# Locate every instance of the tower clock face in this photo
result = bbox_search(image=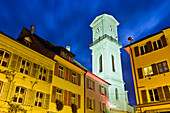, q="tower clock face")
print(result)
[96,26,101,33]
